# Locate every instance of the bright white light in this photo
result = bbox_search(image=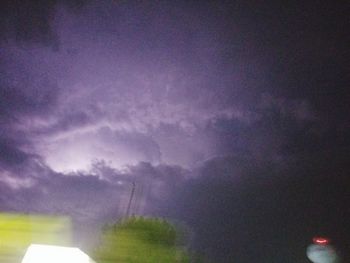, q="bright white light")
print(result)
[307,244,338,263]
[21,244,96,263]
